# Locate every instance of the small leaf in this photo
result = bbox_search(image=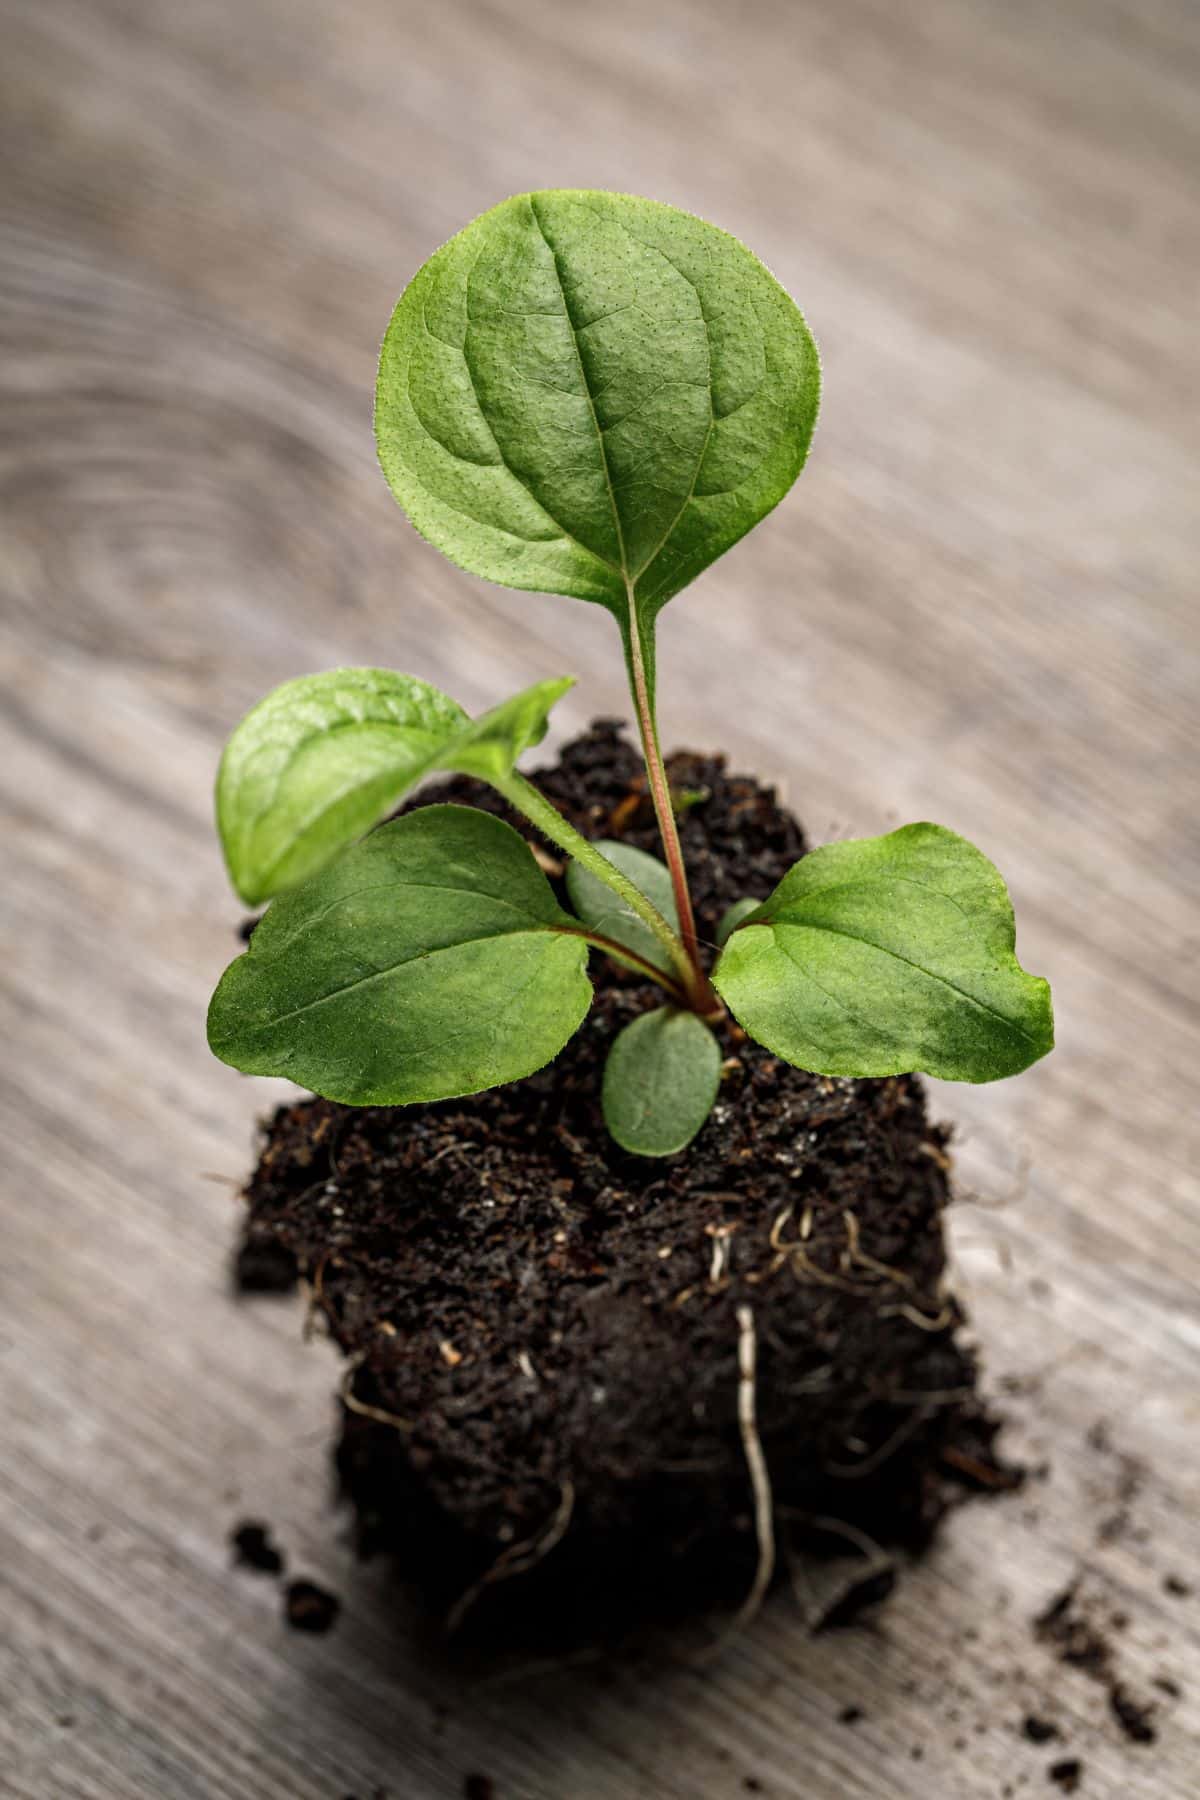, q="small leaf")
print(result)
[376,191,820,705]
[602,1007,722,1156]
[712,823,1053,1083]
[566,840,679,973]
[217,669,467,905]
[208,806,592,1104]
[439,676,573,783]
[217,670,572,905]
[715,897,761,946]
